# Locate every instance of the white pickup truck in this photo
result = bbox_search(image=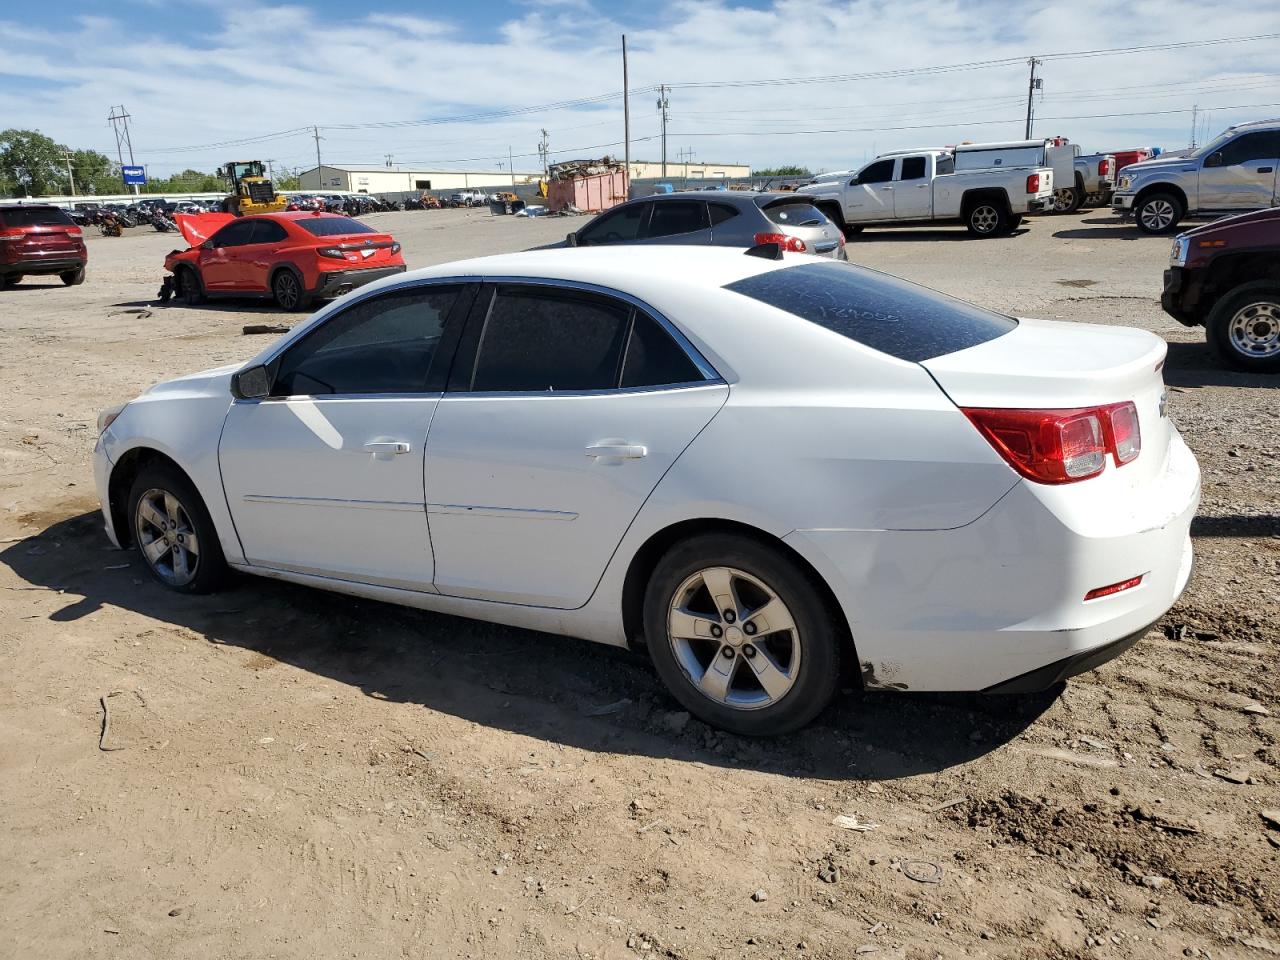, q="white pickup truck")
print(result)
[798,141,1059,238]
